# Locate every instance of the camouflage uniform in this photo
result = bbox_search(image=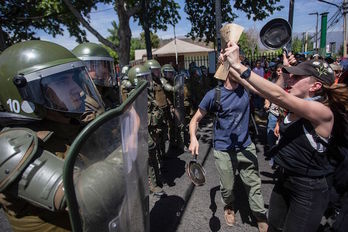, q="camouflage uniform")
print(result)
[144,59,168,159]
[161,64,185,150]
[128,65,166,196]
